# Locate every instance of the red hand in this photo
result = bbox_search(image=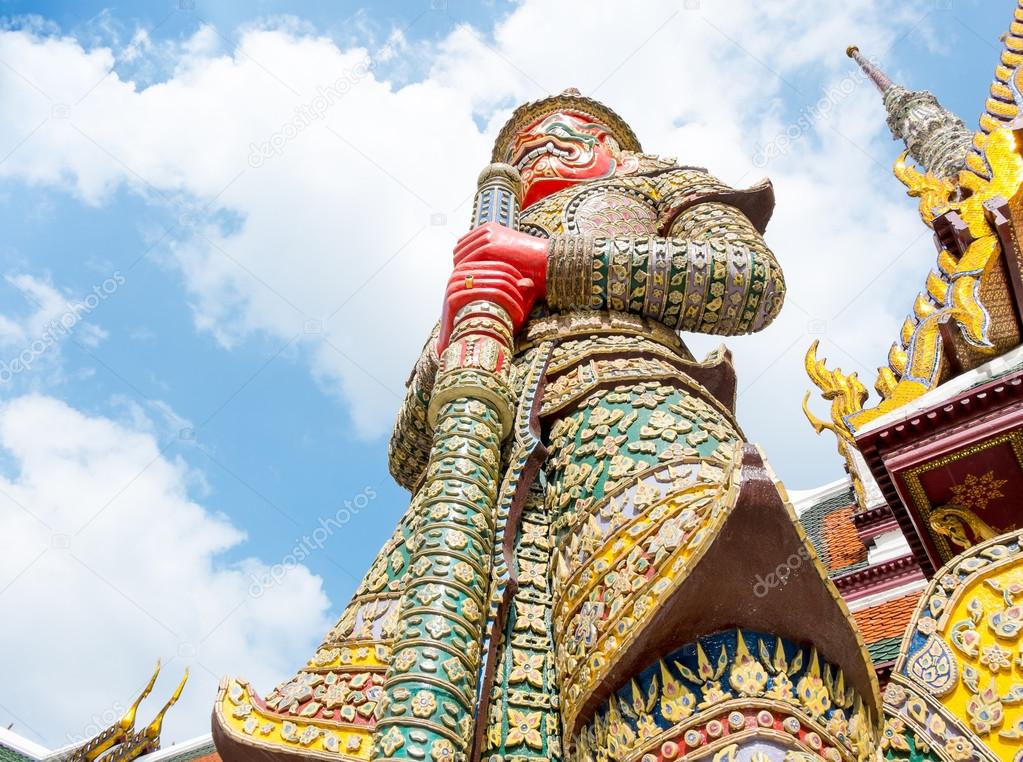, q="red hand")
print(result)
[438,260,537,352]
[453,222,548,296]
